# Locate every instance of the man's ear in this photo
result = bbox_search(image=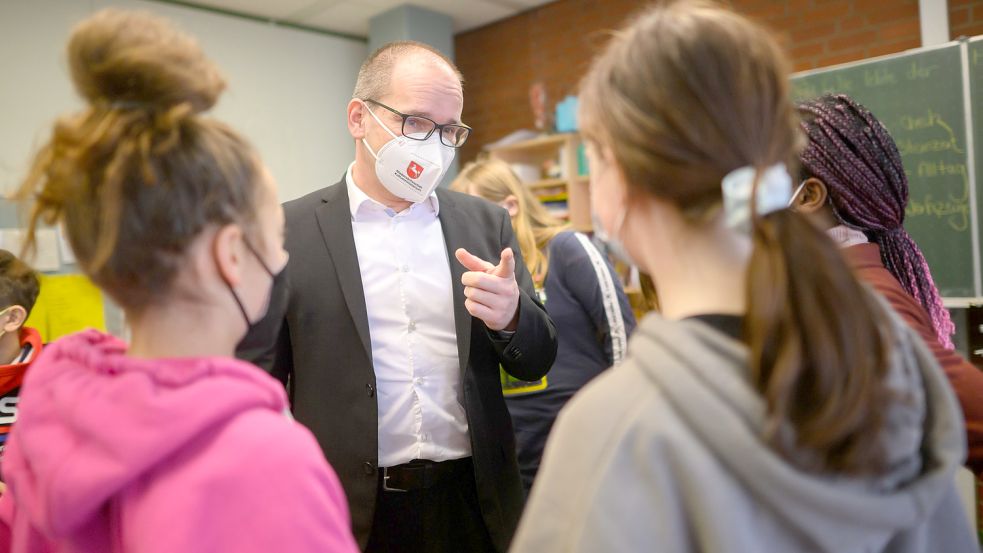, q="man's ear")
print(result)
[791,177,829,214]
[348,99,368,140]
